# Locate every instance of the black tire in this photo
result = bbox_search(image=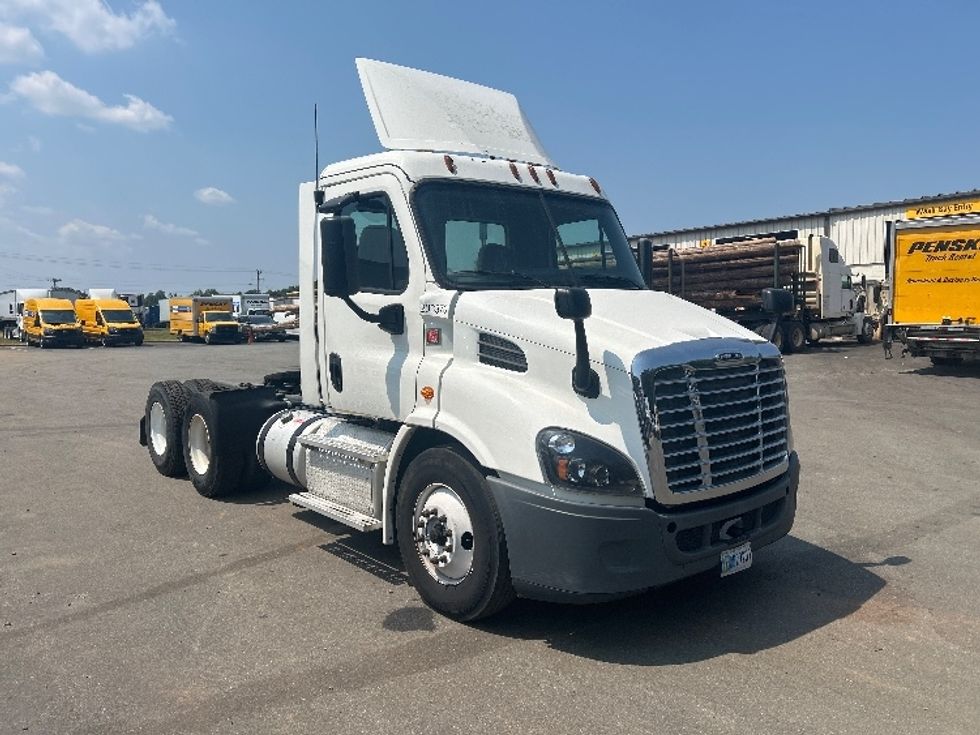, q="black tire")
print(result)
[396,447,514,621]
[145,380,190,477]
[769,326,784,352]
[101,336,111,347]
[277,335,286,342]
[784,322,806,354]
[204,332,213,345]
[181,391,245,498]
[183,378,231,394]
[135,336,144,347]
